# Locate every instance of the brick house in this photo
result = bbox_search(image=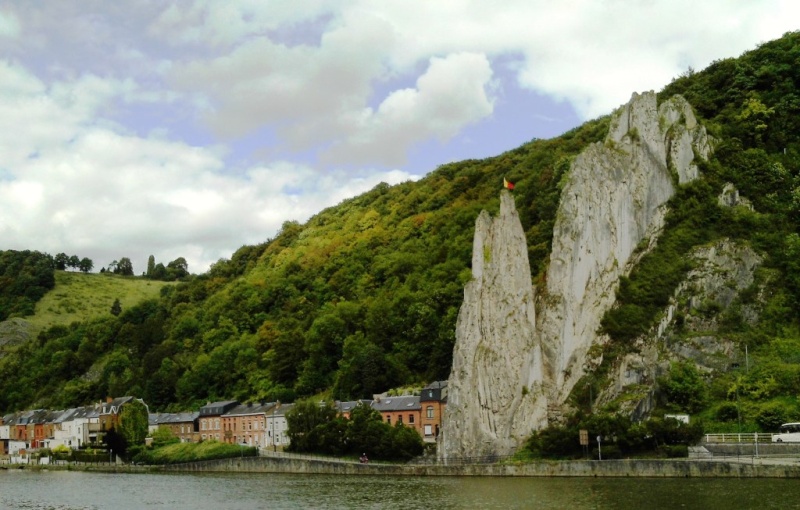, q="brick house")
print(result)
[221,402,275,447]
[149,412,200,443]
[371,395,421,435]
[419,381,447,443]
[94,396,147,445]
[198,401,238,441]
